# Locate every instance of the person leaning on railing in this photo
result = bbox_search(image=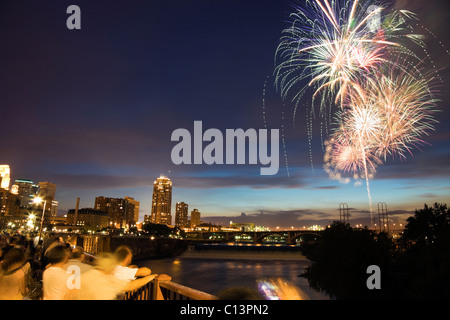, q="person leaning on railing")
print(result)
[76,252,158,300]
[113,245,151,281]
[64,246,92,274]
